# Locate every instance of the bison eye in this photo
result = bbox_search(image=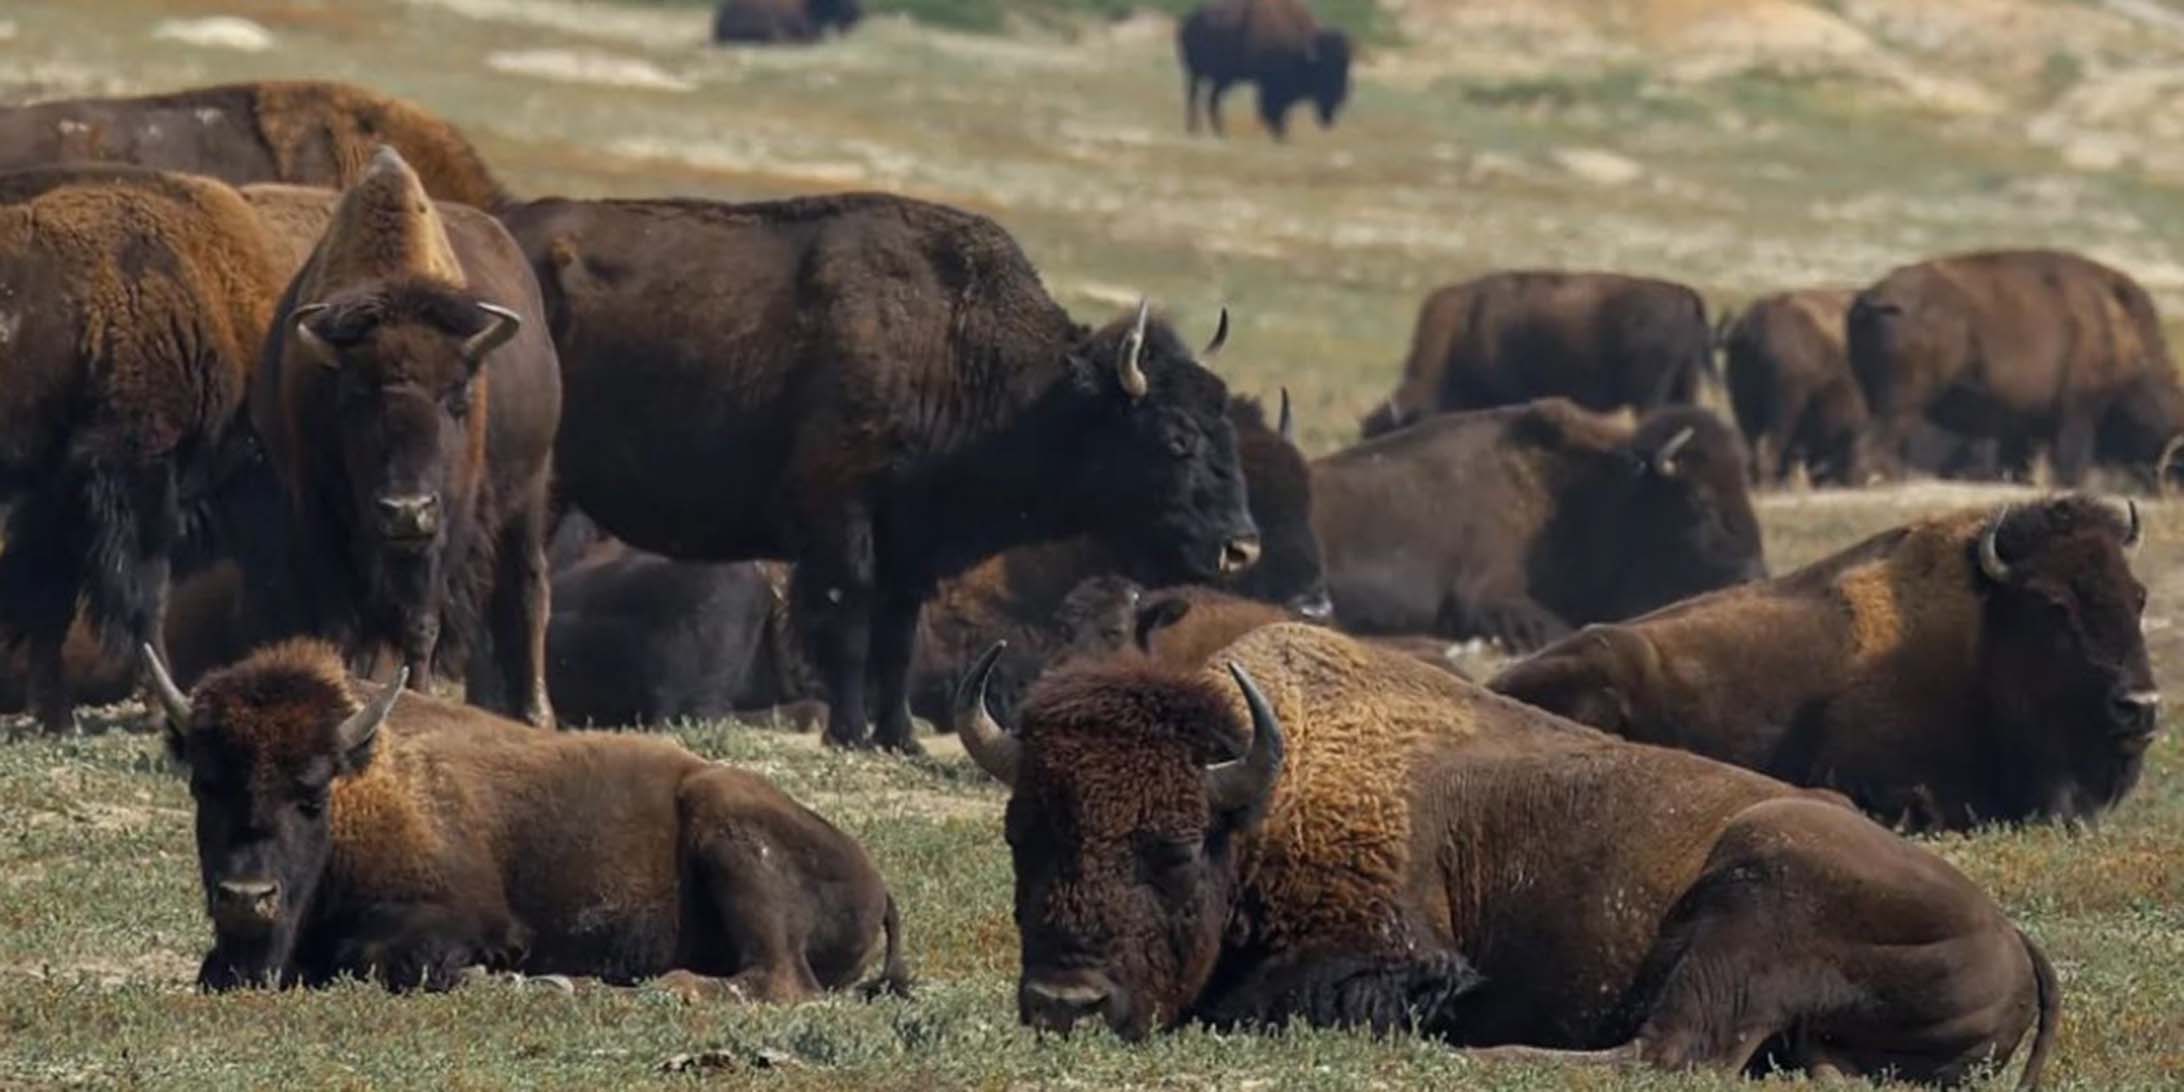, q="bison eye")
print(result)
[1140,835,1200,873]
